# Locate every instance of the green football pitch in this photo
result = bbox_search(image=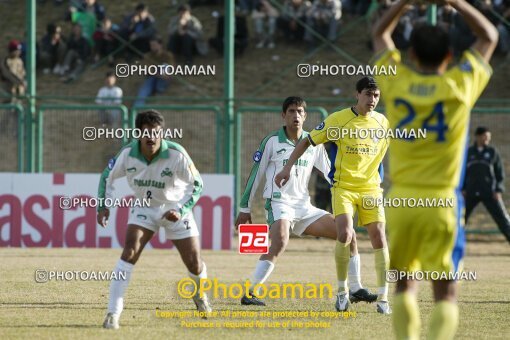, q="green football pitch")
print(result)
[1,237,509,339]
